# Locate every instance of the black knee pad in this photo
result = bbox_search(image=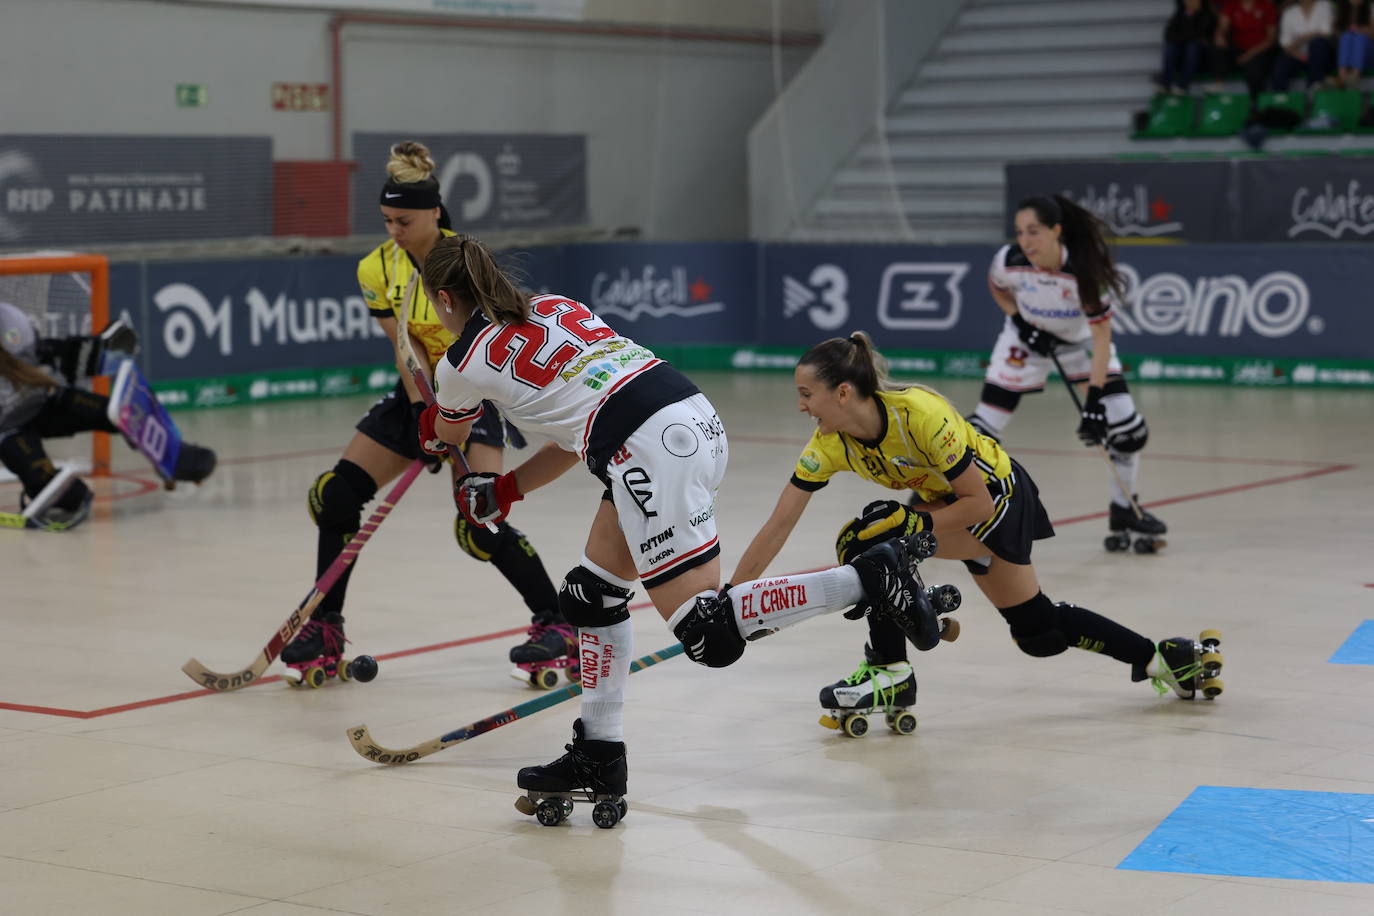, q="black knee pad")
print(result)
[997,591,1068,657]
[559,565,634,627]
[1108,419,1149,455]
[453,516,510,561]
[307,459,376,531]
[673,590,746,668]
[978,382,1023,412]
